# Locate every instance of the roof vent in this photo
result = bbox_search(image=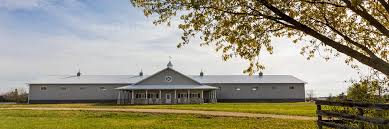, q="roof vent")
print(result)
[167,61,173,68]
[139,69,143,76]
[77,70,81,76]
[258,72,263,77]
[200,70,204,77]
